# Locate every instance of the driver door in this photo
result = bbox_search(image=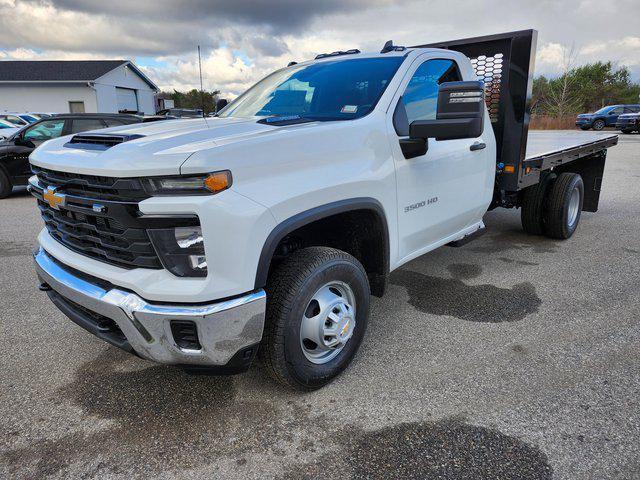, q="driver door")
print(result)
[388,56,494,263]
